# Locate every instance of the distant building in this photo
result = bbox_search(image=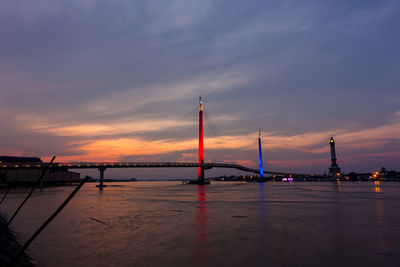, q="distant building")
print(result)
[0,156,42,164]
[328,137,341,177]
[0,156,80,185]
